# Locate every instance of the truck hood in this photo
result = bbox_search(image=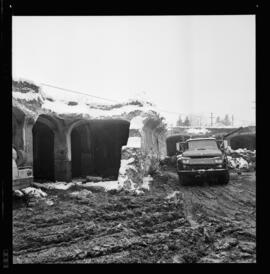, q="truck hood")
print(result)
[182,149,222,158]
